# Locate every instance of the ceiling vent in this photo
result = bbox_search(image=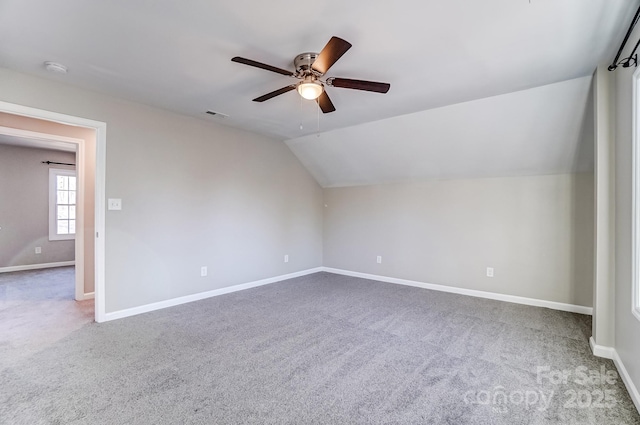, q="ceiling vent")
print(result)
[206,110,228,118]
[44,61,68,74]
